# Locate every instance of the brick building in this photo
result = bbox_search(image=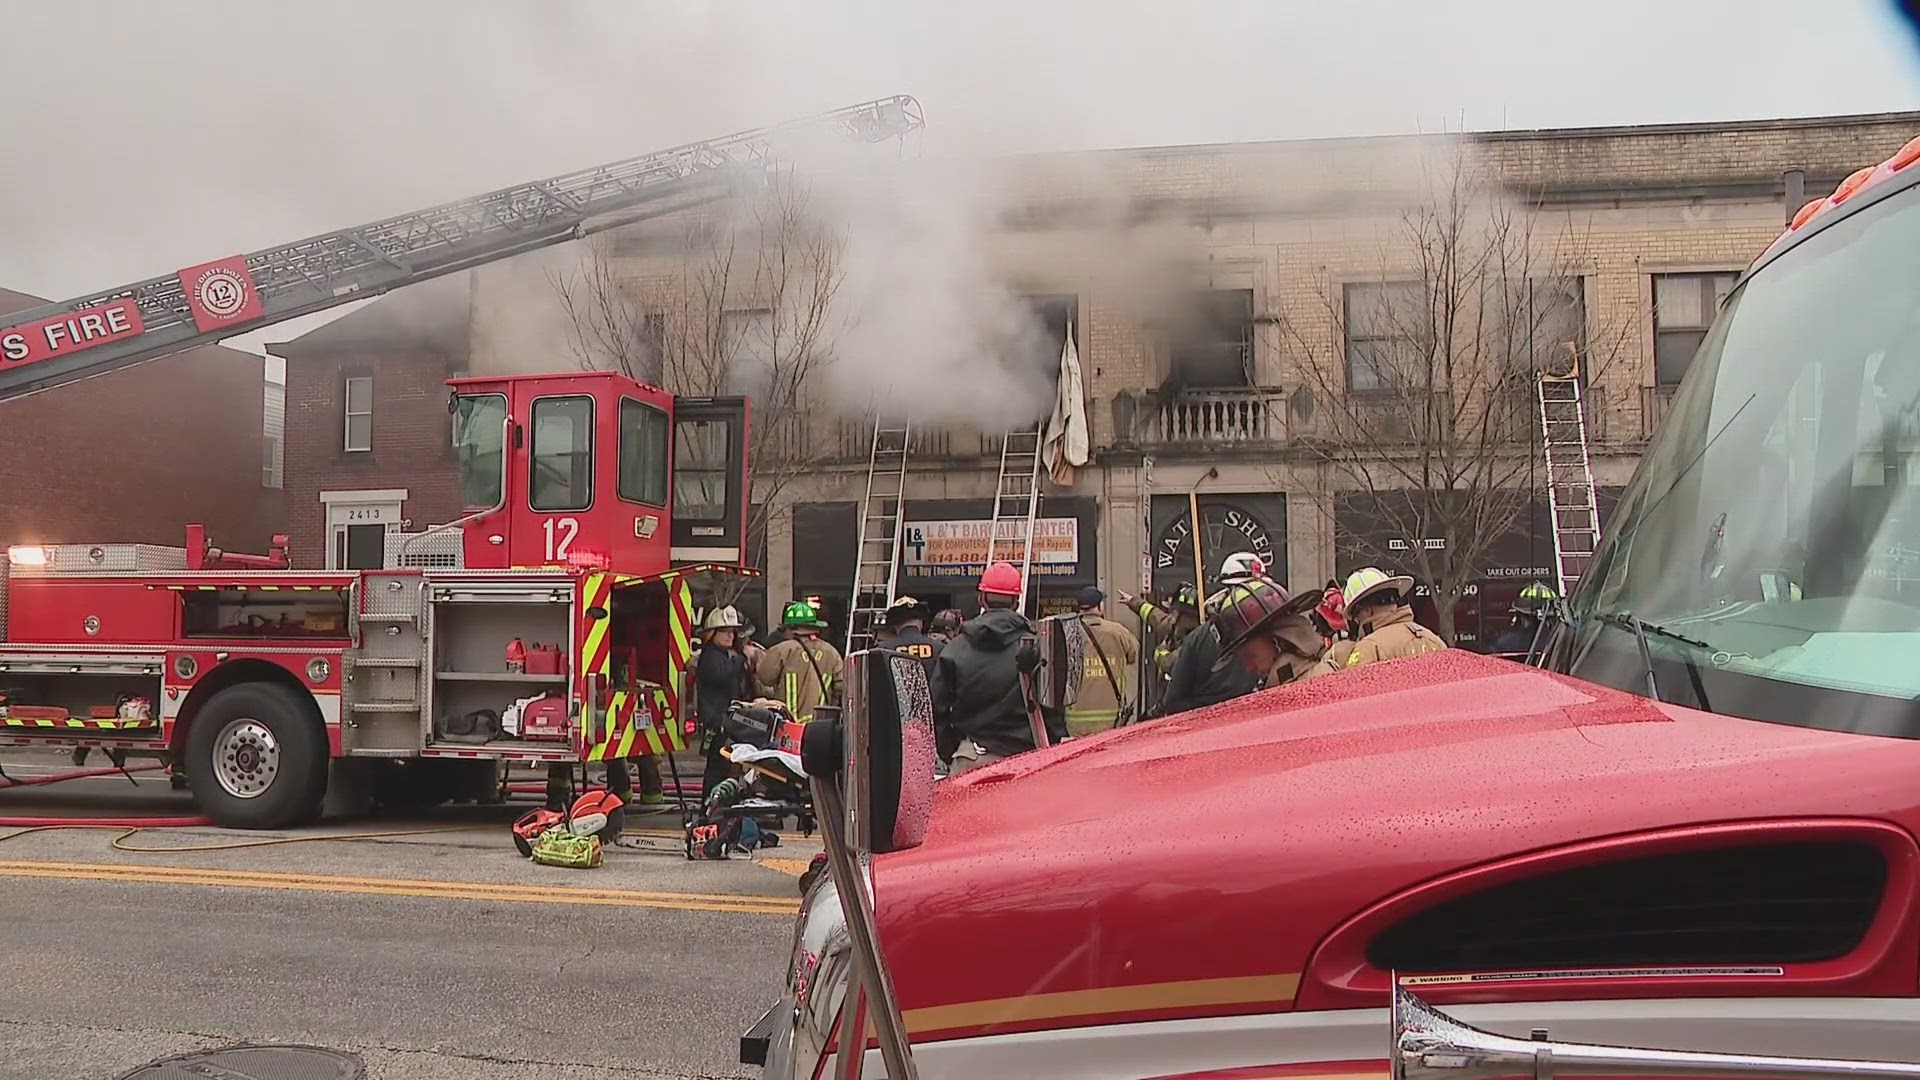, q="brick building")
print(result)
[267,274,471,569]
[268,110,1920,643]
[0,287,278,554]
